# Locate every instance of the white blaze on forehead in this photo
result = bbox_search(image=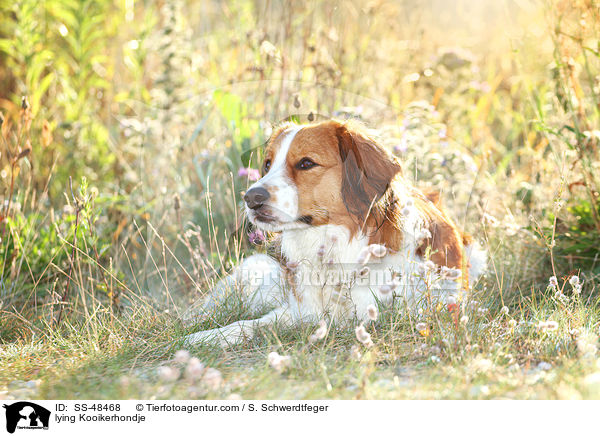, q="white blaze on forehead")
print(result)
[247,125,302,226]
[265,125,302,178]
